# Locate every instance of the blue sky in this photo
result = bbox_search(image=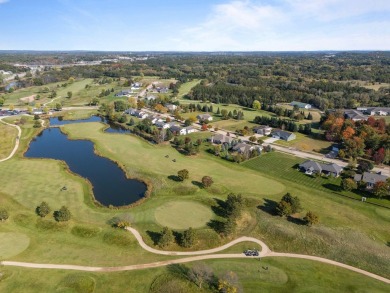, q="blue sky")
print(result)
[0,0,389,51]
